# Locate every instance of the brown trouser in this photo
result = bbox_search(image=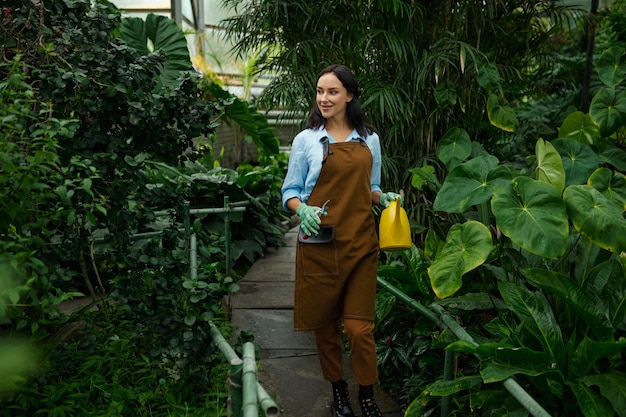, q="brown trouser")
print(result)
[314,318,378,386]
